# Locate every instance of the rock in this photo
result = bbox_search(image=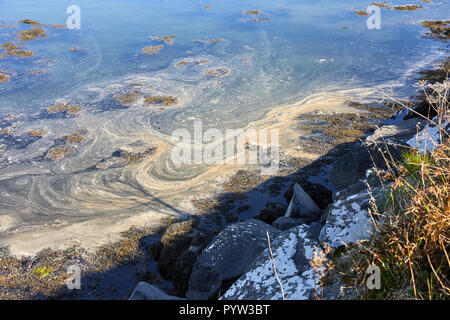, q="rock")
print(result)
[222,224,321,300]
[272,216,305,231]
[365,117,423,145]
[329,143,403,191]
[319,184,383,248]
[285,183,321,222]
[129,282,185,300]
[255,202,287,224]
[284,181,332,210]
[155,216,223,296]
[186,219,280,300]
